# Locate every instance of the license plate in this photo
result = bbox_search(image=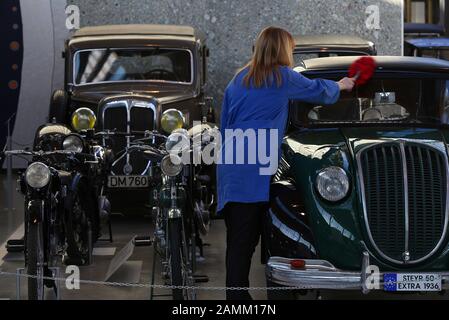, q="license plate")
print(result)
[108,176,149,188]
[384,273,442,292]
